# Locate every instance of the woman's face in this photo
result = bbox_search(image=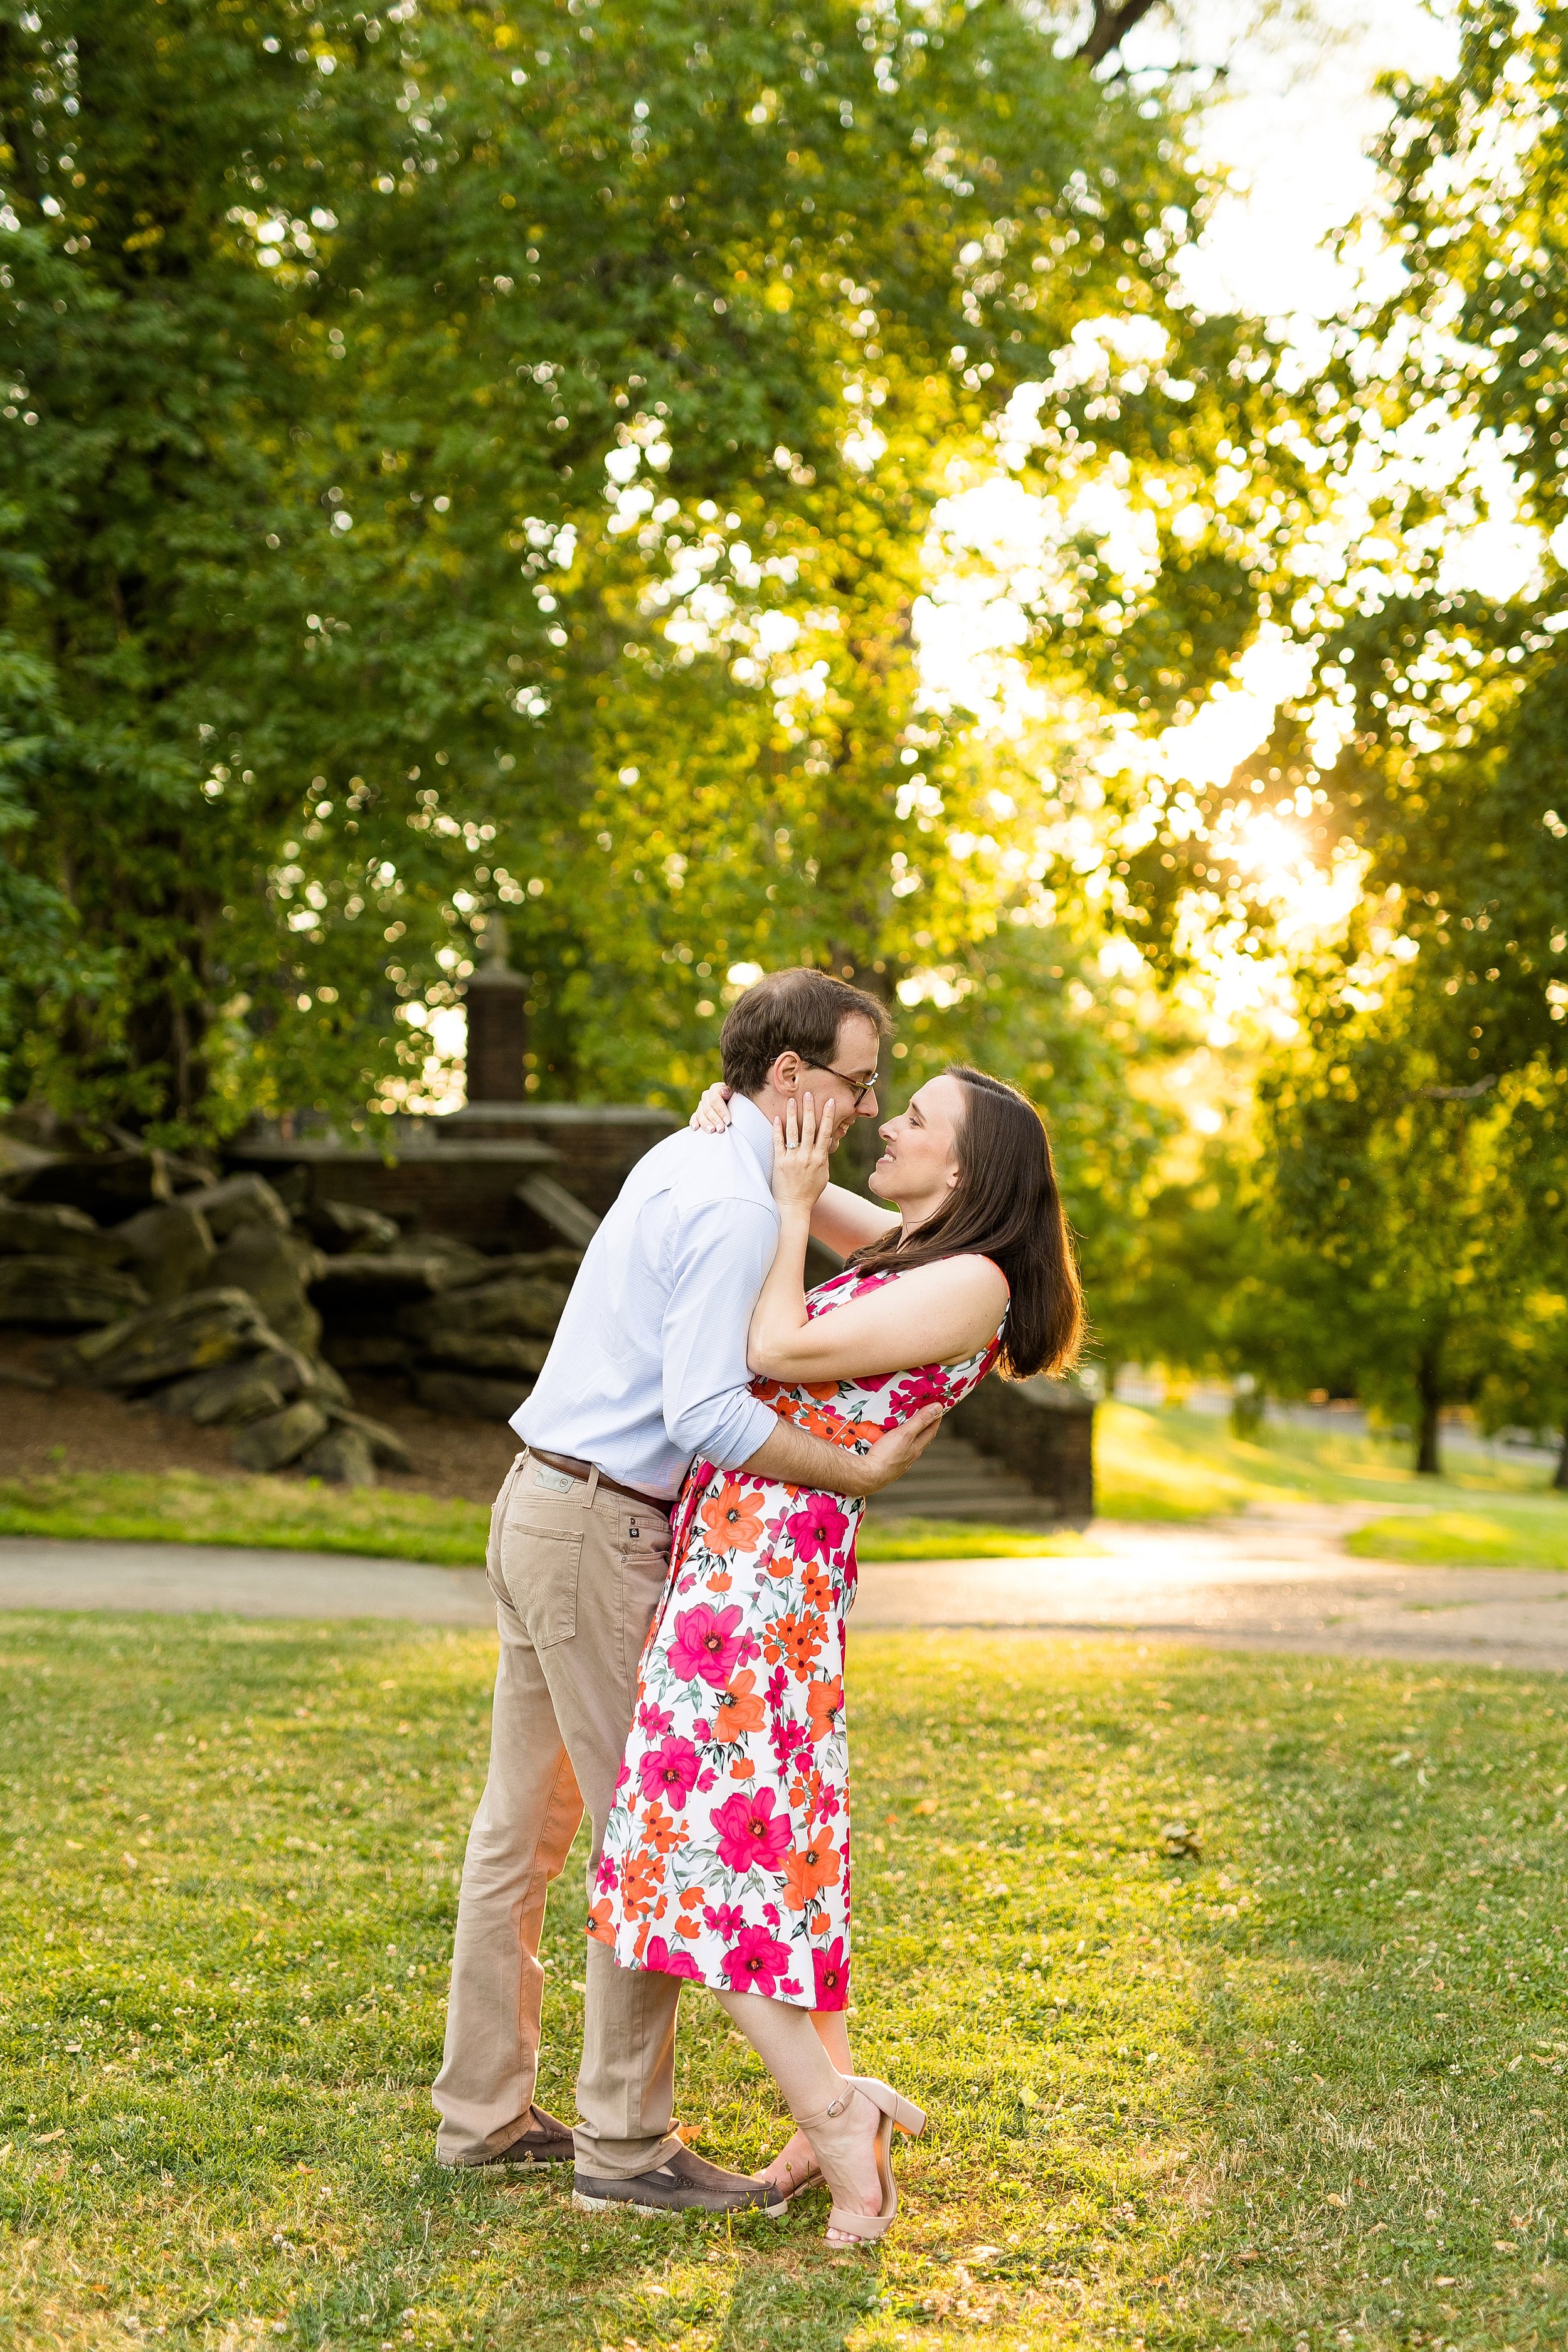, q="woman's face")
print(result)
[868,1074,967,1214]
